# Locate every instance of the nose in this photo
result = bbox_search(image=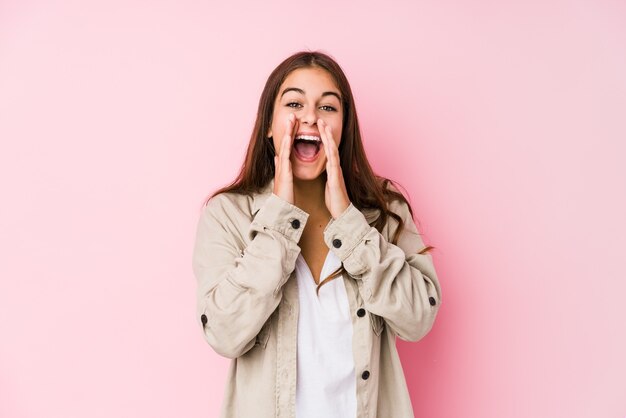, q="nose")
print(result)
[298,105,317,127]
